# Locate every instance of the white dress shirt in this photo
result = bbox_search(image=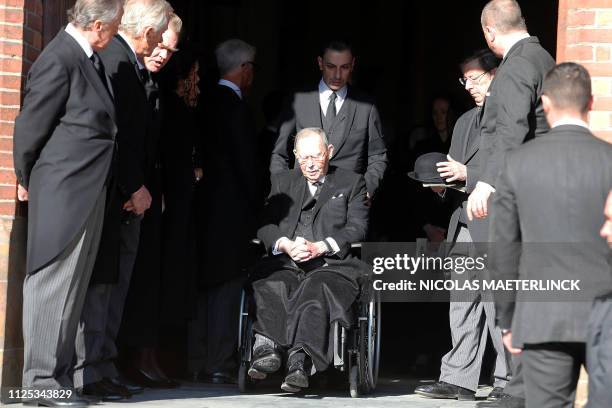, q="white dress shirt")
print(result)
[218,79,242,99]
[117,31,144,70]
[551,118,589,129]
[319,79,347,116]
[65,23,94,58]
[503,32,531,59]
